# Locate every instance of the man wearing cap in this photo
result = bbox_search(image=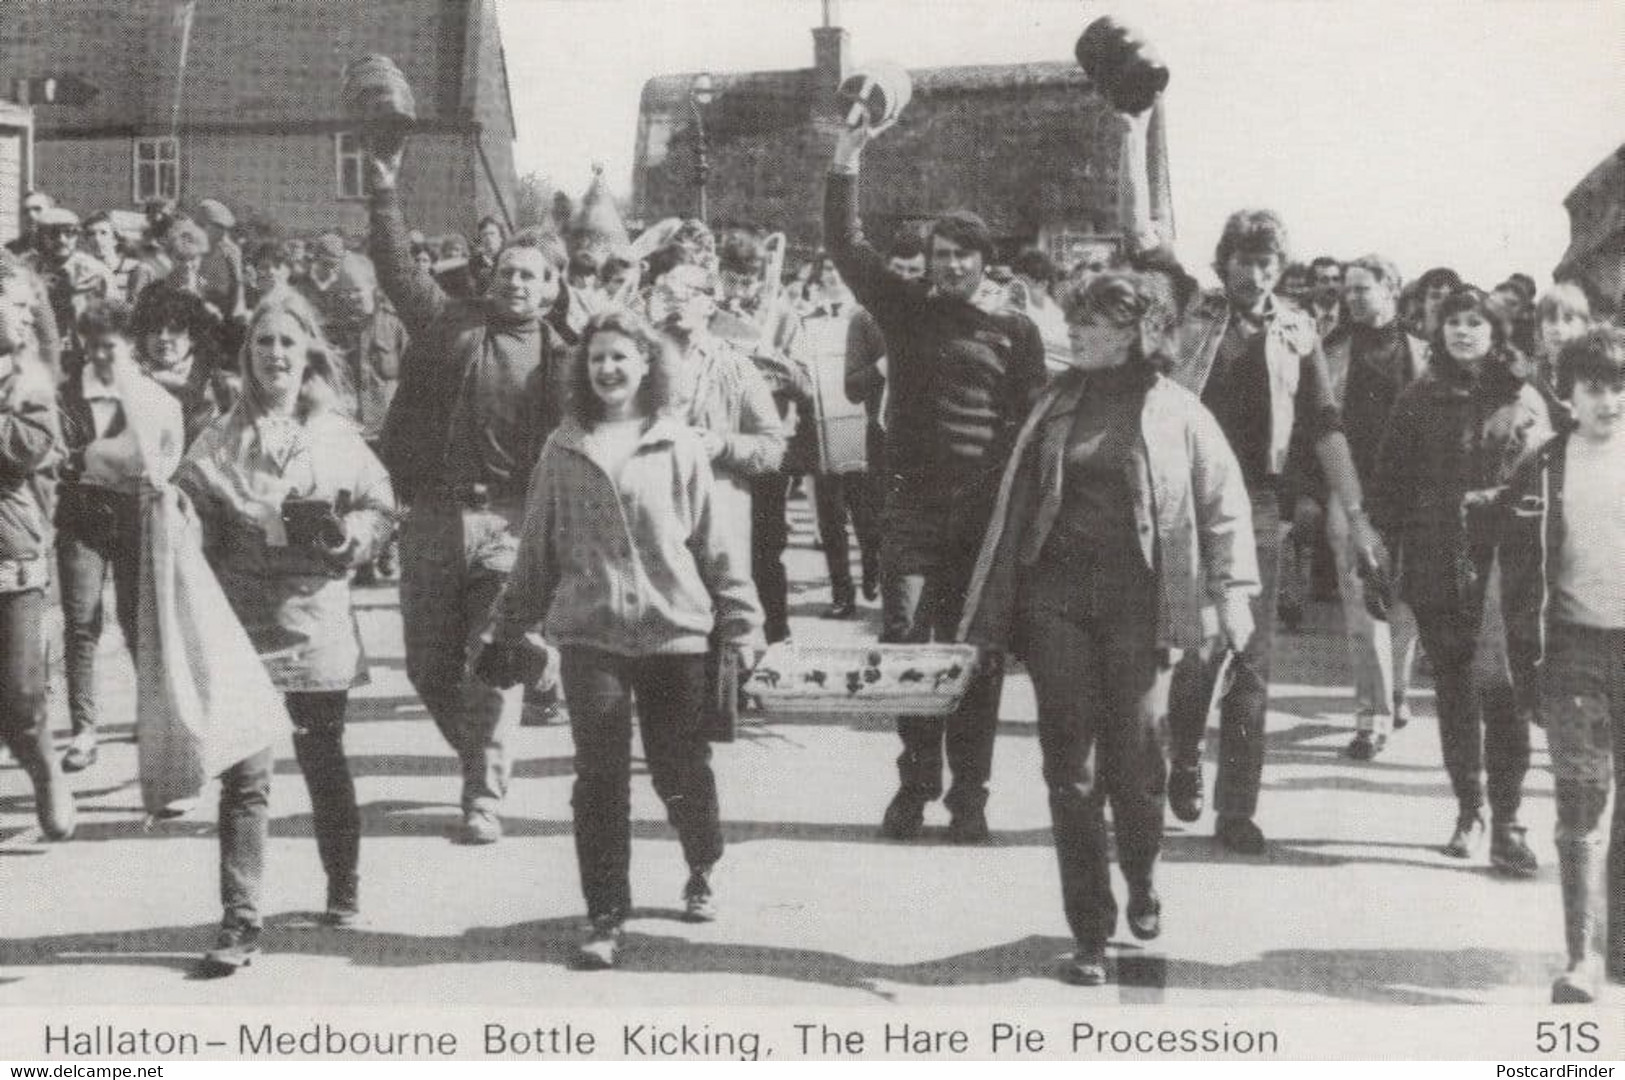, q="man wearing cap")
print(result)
[366,137,571,845]
[826,117,1046,844]
[26,208,115,369]
[196,199,246,333]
